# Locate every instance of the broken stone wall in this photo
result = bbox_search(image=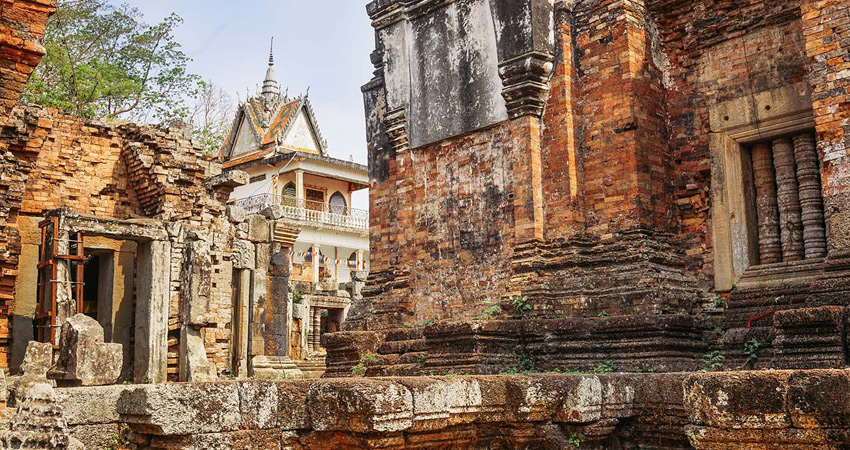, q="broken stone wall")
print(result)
[0,103,259,380]
[52,373,693,450]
